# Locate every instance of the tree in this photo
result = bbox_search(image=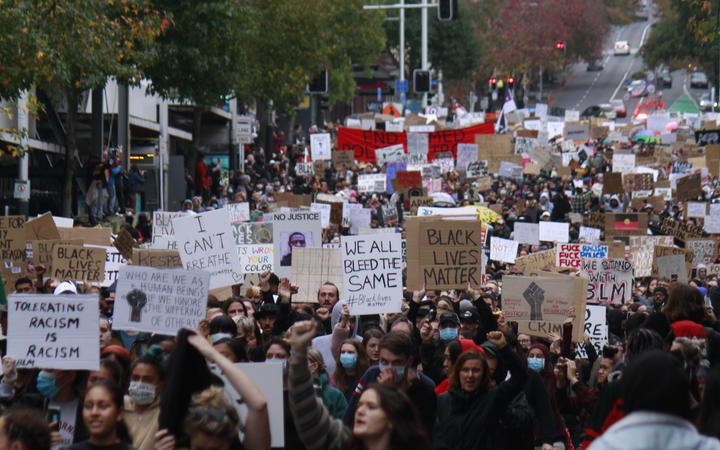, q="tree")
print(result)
[0,0,164,216]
